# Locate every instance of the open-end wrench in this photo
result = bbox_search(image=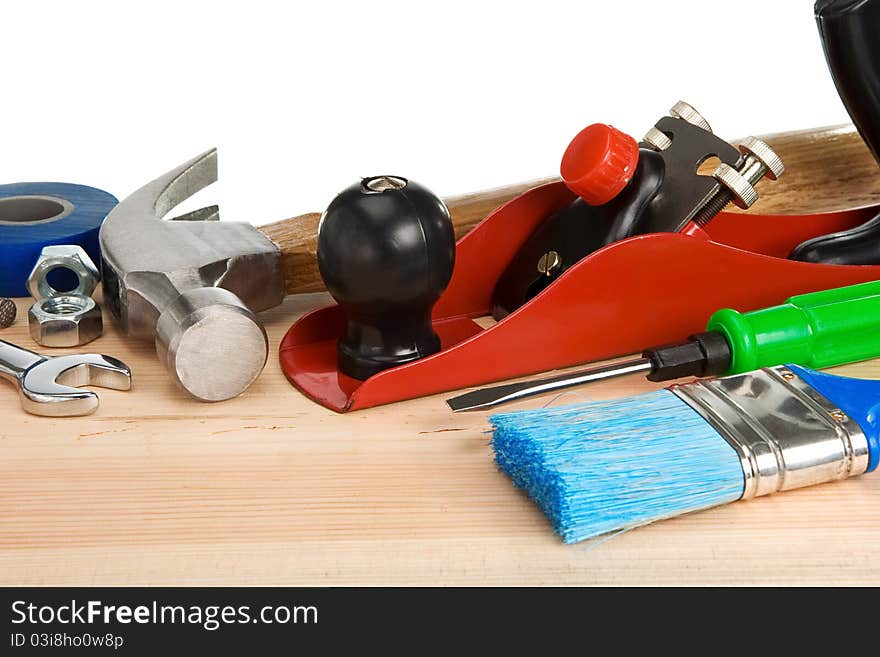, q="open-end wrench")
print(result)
[0,338,131,416]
